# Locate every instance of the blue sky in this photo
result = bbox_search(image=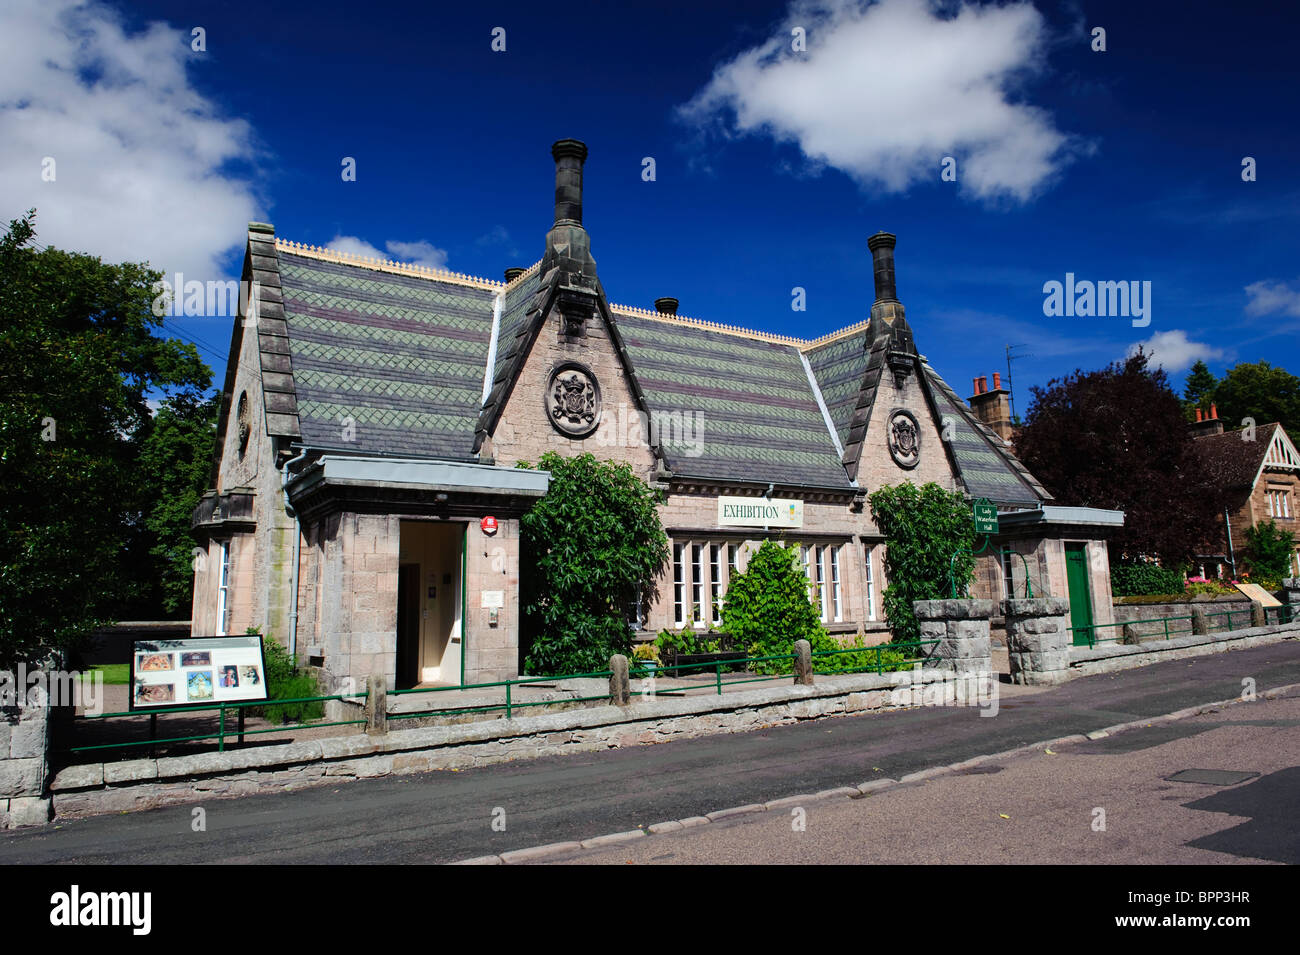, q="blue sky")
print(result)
[4,0,1298,409]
